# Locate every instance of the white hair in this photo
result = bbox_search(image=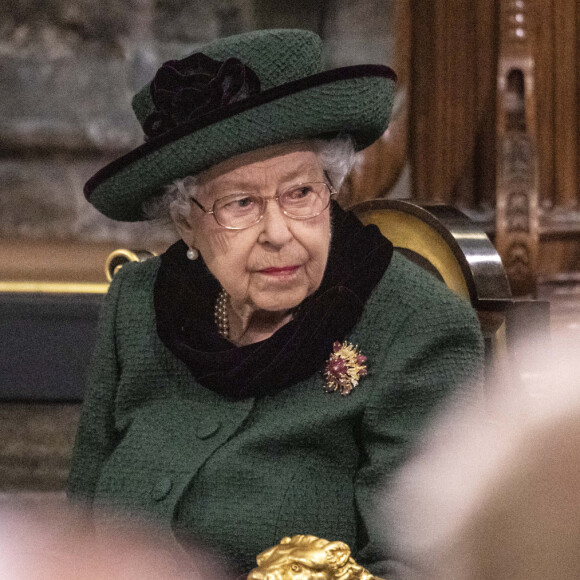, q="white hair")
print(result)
[141,136,356,226]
